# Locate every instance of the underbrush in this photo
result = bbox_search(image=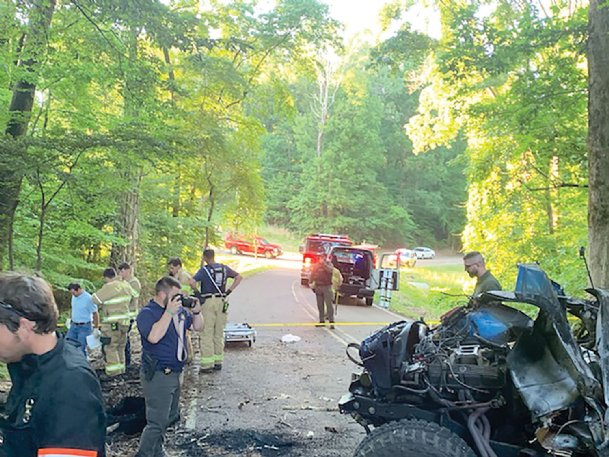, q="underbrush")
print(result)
[390,263,538,322]
[257,225,302,253]
[391,264,471,323]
